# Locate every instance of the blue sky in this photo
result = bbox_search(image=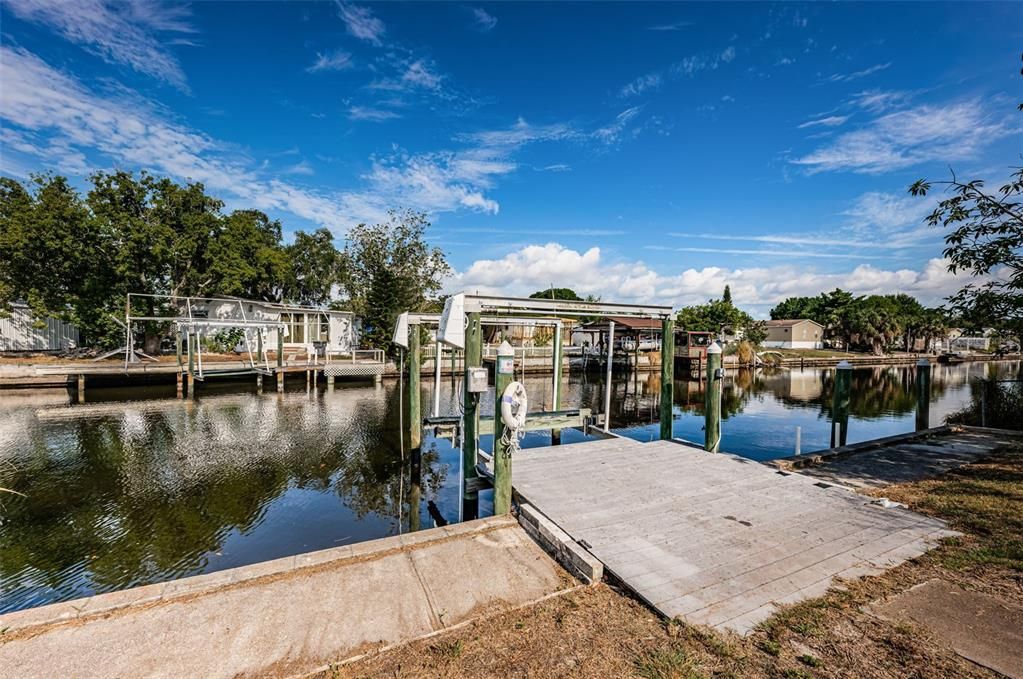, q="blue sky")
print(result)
[1,1,1020,314]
